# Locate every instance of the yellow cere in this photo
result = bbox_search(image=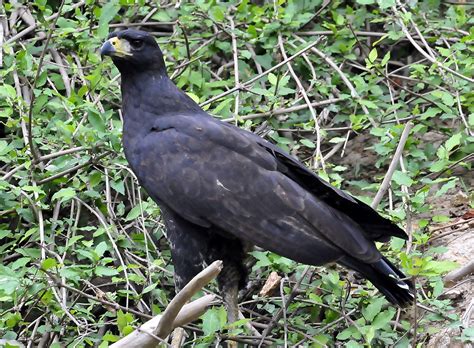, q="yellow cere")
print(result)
[109,37,133,57]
